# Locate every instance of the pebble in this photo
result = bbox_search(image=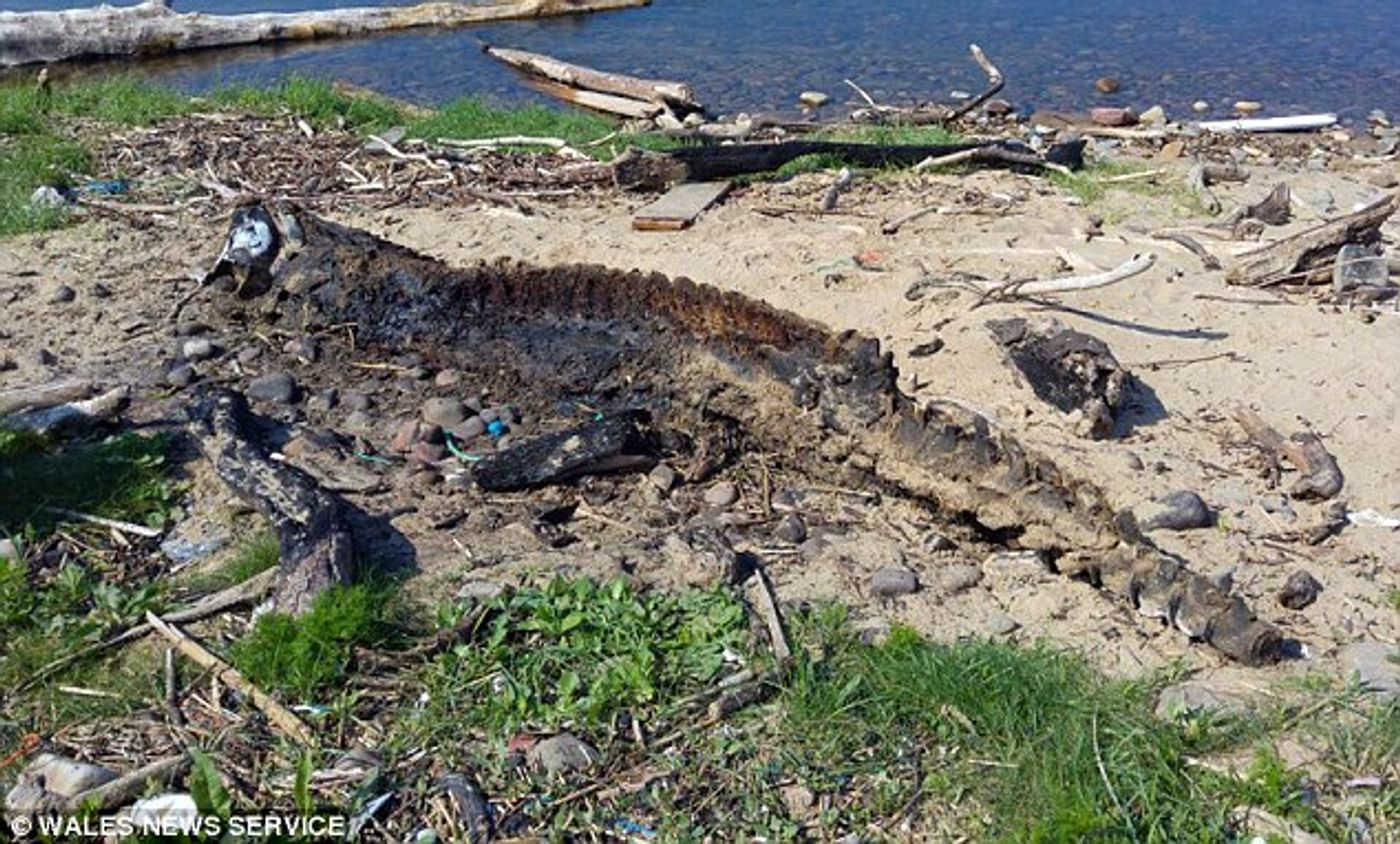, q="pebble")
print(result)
[985,611,1020,636]
[1234,100,1263,113]
[780,783,816,818]
[181,337,216,362]
[798,91,829,108]
[528,733,599,775]
[984,98,1013,117]
[49,284,76,304]
[648,463,678,493]
[90,283,111,299]
[422,397,468,428]
[410,441,447,466]
[33,348,57,367]
[1367,169,1399,189]
[870,566,919,598]
[1192,100,1210,113]
[1277,570,1322,610]
[1340,641,1399,698]
[175,321,210,337]
[1138,105,1166,125]
[1090,107,1137,127]
[283,336,319,364]
[704,482,739,509]
[1216,485,1253,510]
[938,564,983,594]
[1094,76,1121,94]
[1155,680,1252,718]
[434,368,463,388]
[456,579,505,603]
[246,371,298,404]
[308,388,339,412]
[774,513,807,544]
[165,363,197,388]
[449,416,486,443]
[344,410,374,431]
[1138,490,1214,531]
[342,391,372,412]
[236,345,263,365]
